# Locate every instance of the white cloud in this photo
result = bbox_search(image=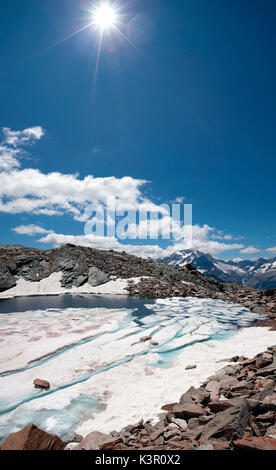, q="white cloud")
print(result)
[266,246,276,255]
[37,223,245,259]
[38,232,168,259]
[12,224,53,236]
[2,126,44,147]
[172,224,244,255]
[0,125,250,257]
[0,145,20,171]
[240,246,260,254]
[0,169,151,219]
[0,126,44,171]
[174,196,186,204]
